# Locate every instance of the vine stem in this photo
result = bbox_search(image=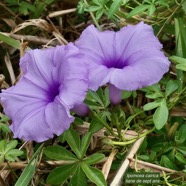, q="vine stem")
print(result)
[83,0,102,31]
[111,127,155,146]
[90,110,118,138]
[110,133,147,186]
